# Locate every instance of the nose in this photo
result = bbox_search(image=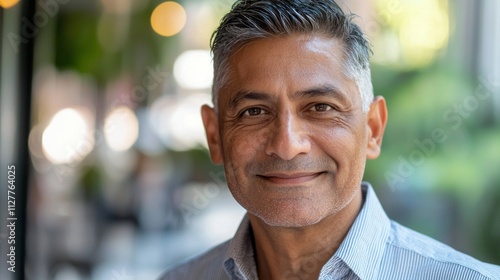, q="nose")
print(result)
[264,111,311,160]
